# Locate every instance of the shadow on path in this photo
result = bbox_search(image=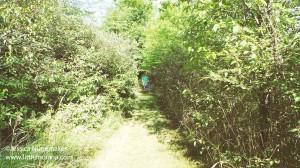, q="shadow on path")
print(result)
[132,90,202,167]
[89,89,199,168]
[132,90,171,134]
